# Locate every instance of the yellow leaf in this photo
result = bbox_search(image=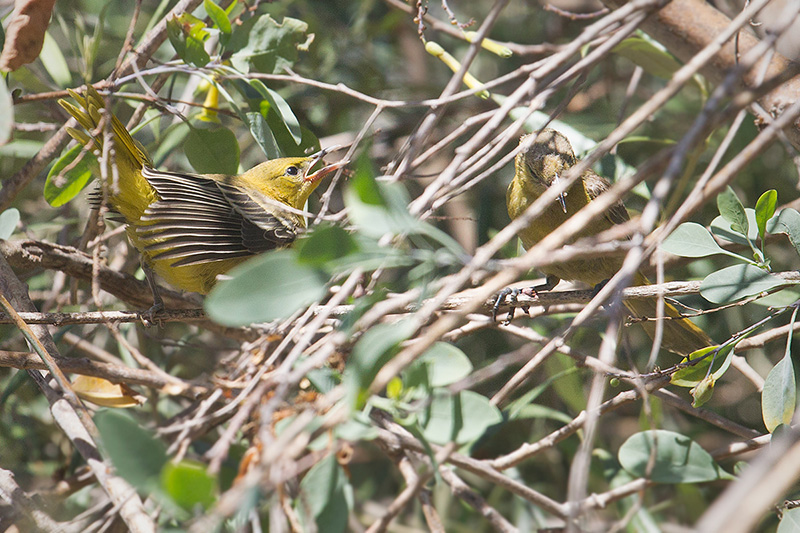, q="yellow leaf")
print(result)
[72,376,145,408]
